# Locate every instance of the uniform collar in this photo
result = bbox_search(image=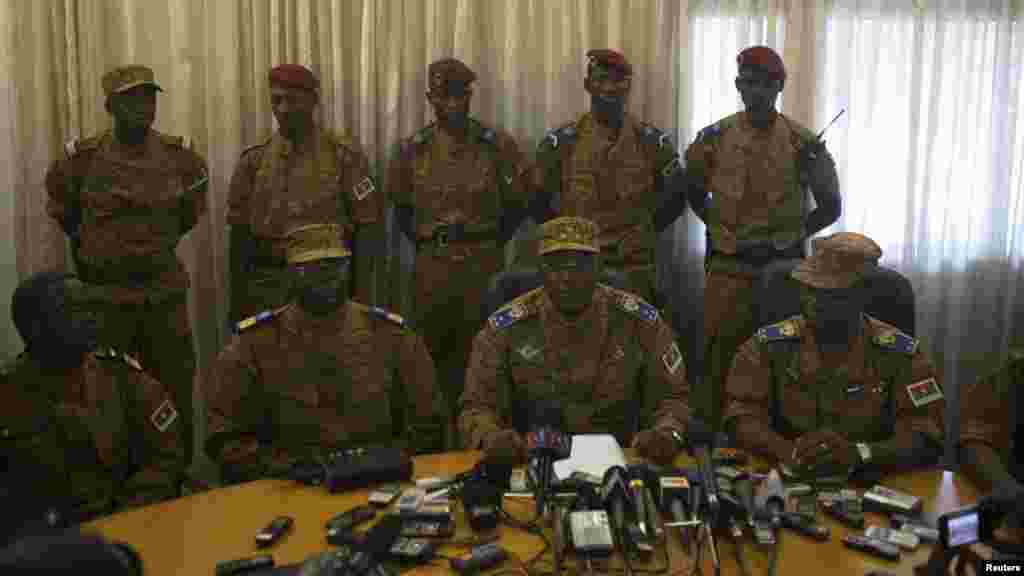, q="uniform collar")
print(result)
[538,286,605,329]
[799,315,869,382]
[281,300,351,335]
